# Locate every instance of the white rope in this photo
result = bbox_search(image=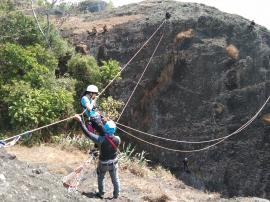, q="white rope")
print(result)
[117,96,270,152]
[0,19,167,146]
[116,98,259,144]
[117,32,165,122]
[97,19,167,99]
[63,155,95,192]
